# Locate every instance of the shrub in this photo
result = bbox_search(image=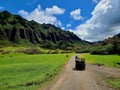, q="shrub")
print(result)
[47,50,59,54]
[51,50,59,54]
[15,48,25,53]
[60,51,74,54]
[1,50,11,54]
[105,44,114,54]
[90,46,108,55]
[41,41,56,49]
[23,48,45,54]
